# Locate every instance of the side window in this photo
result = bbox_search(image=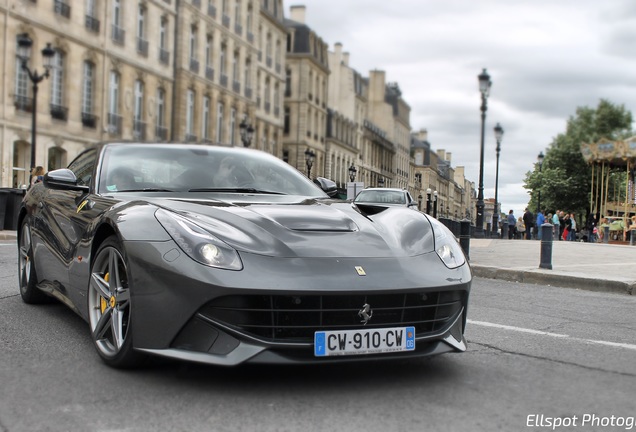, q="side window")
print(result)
[67,149,97,186]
